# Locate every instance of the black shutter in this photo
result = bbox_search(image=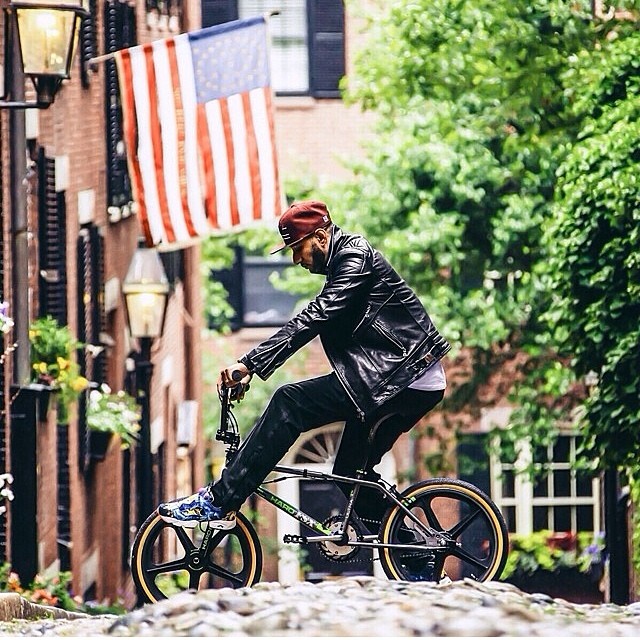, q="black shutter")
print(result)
[37,148,68,323]
[105,0,136,212]
[308,0,345,98]
[0,129,7,562]
[201,0,238,27]
[79,0,98,88]
[77,226,106,472]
